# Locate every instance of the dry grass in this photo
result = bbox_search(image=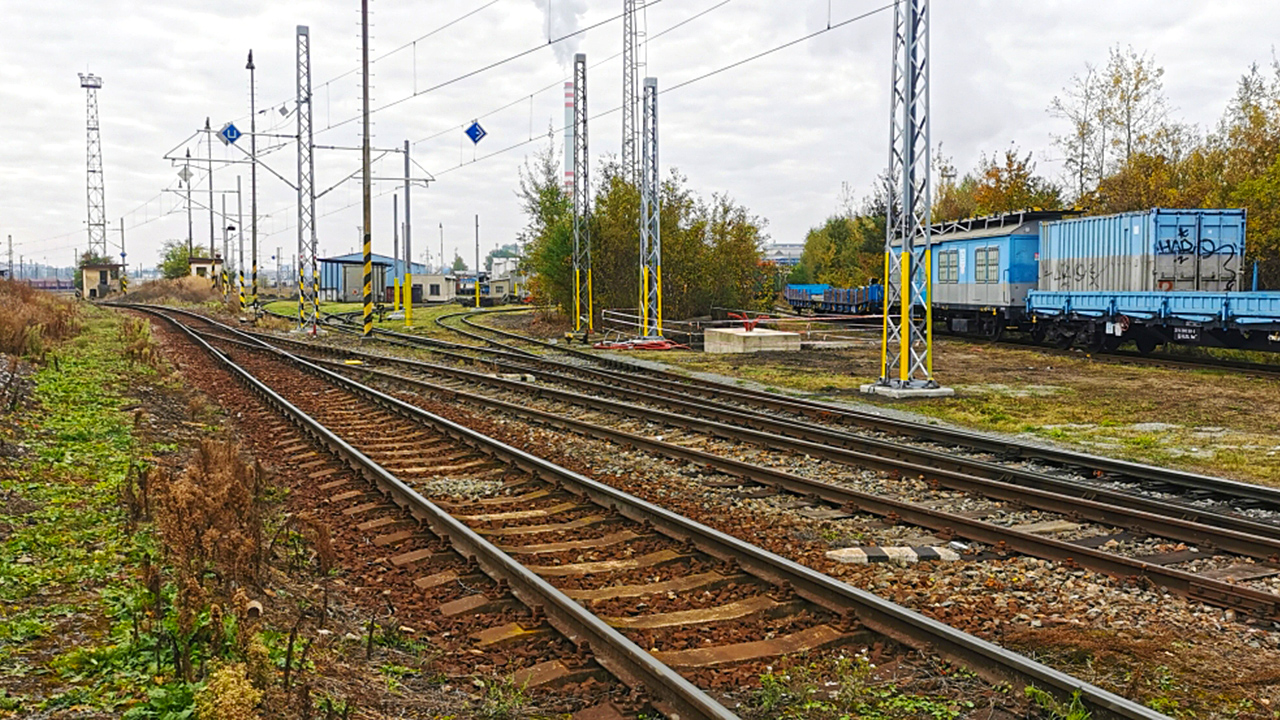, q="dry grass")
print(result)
[0,279,80,358]
[126,275,228,306]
